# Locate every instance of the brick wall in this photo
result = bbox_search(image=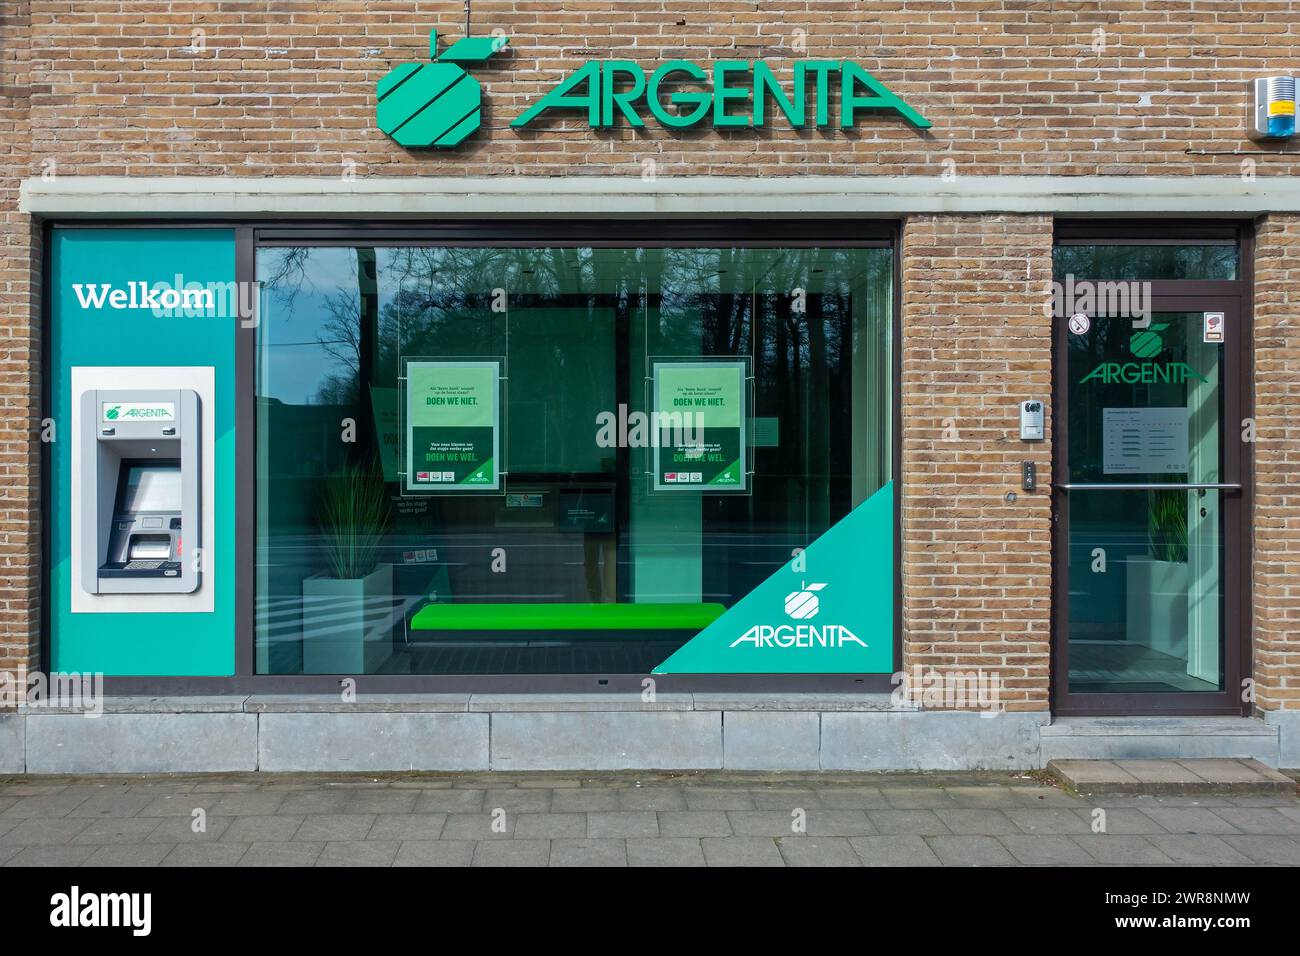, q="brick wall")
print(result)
[19,0,1300,178]
[1,2,1297,709]
[900,215,1055,712]
[0,0,38,706]
[1252,214,1300,714]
